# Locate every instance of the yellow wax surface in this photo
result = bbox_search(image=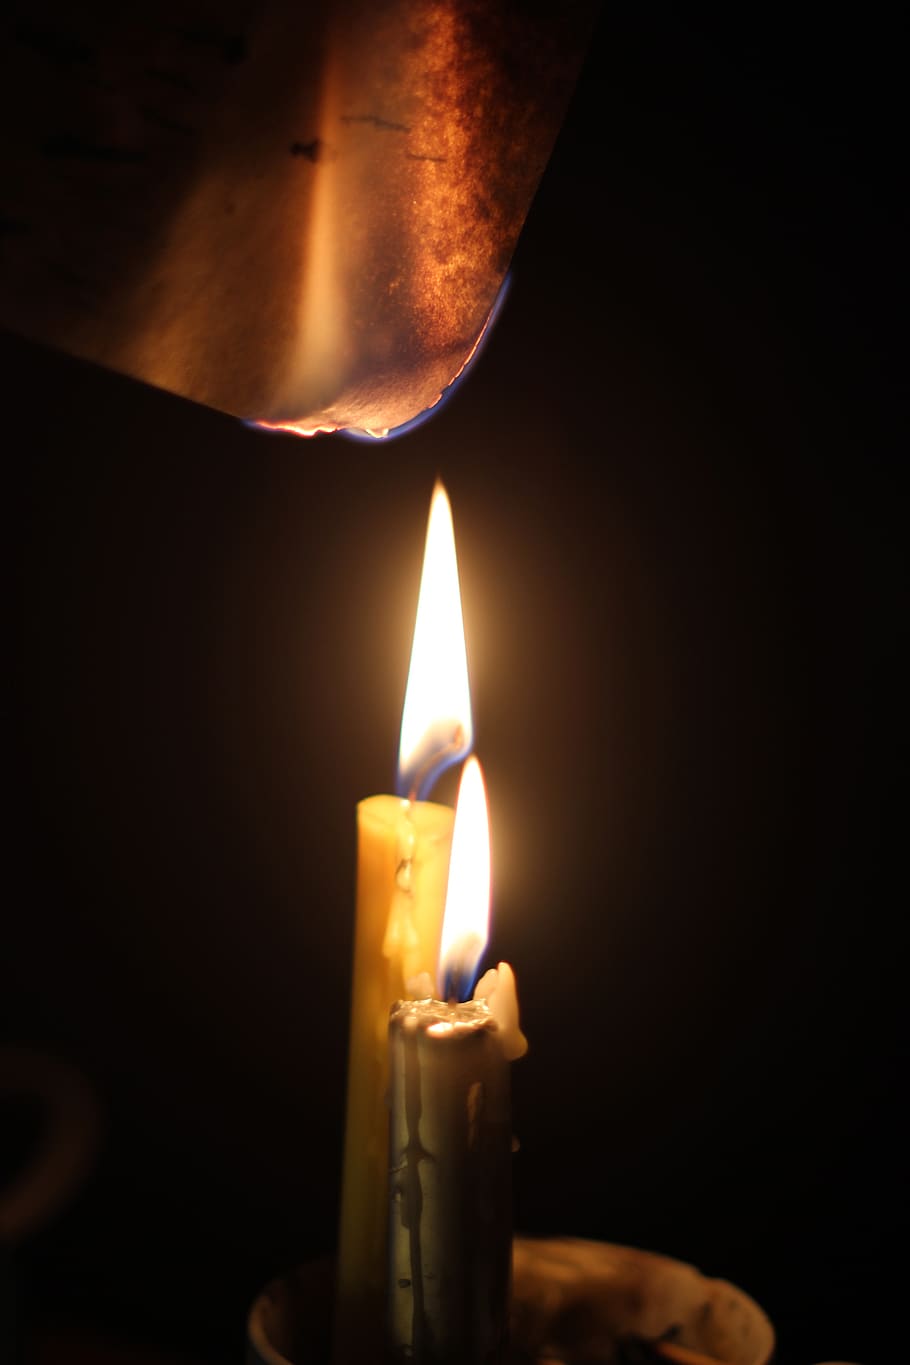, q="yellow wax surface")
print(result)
[334,794,454,1362]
